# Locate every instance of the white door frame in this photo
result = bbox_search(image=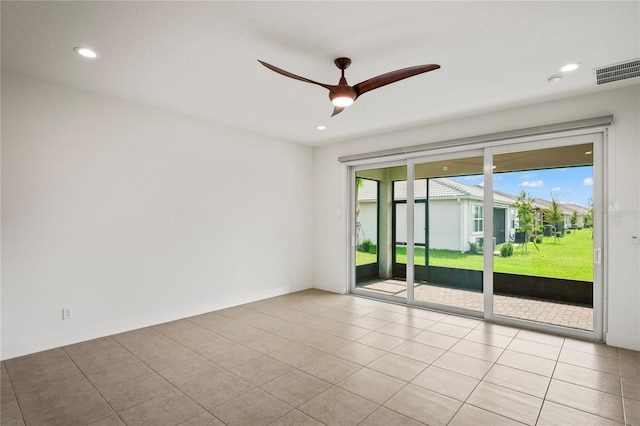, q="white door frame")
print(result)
[347,127,607,341]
